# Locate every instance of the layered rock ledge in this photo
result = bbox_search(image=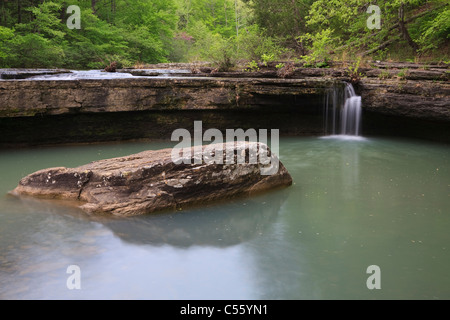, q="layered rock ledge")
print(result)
[0,68,70,80]
[0,64,448,146]
[11,142,293,216]
[0,67,447,122]
[0,77,335,117]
